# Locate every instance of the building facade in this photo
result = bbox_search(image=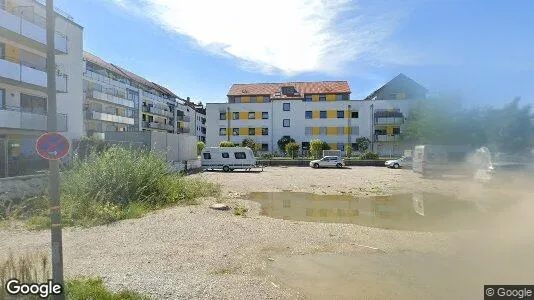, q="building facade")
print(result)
[0,0,83,177]
[206,75,427,156]
[82,51,194,139]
